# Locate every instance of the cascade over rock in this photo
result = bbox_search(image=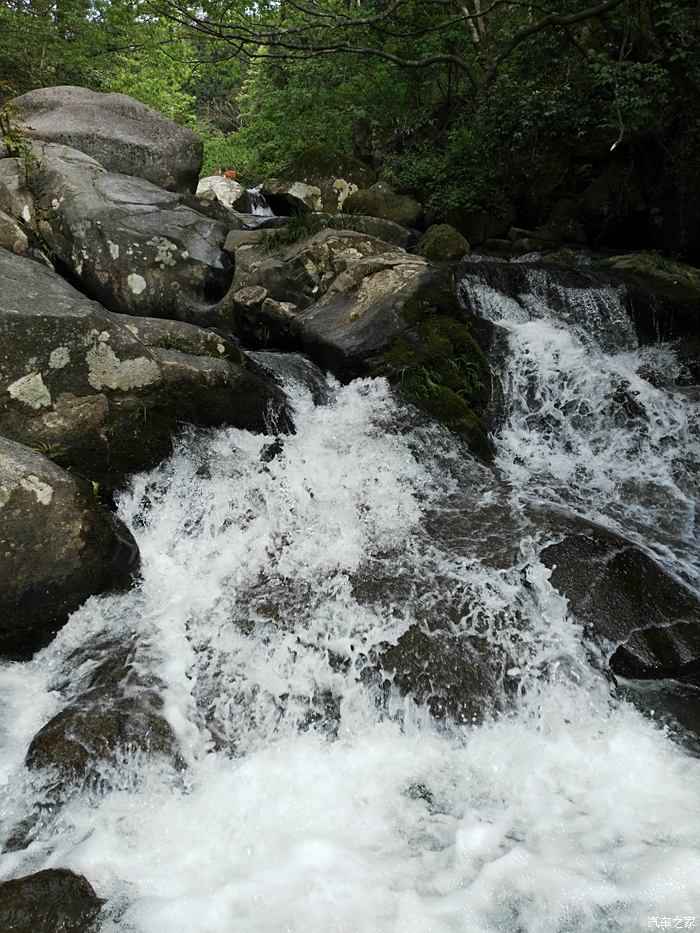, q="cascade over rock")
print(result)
[25,636,182,787]
[223,230,491,451]
[11,85,203,194]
